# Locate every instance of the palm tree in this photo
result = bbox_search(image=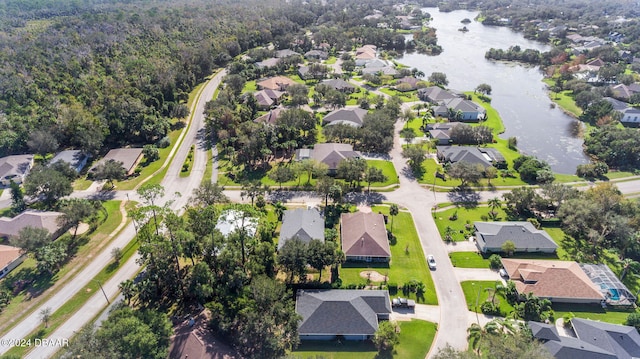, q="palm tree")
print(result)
[488,197,501,220]
[620,258,640,280]
[273,201,287,221]
[490,280,505,303]
[468,320,501,354]
[119,279,136,306]
[444,226,455,242]
[389,204,399,233]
